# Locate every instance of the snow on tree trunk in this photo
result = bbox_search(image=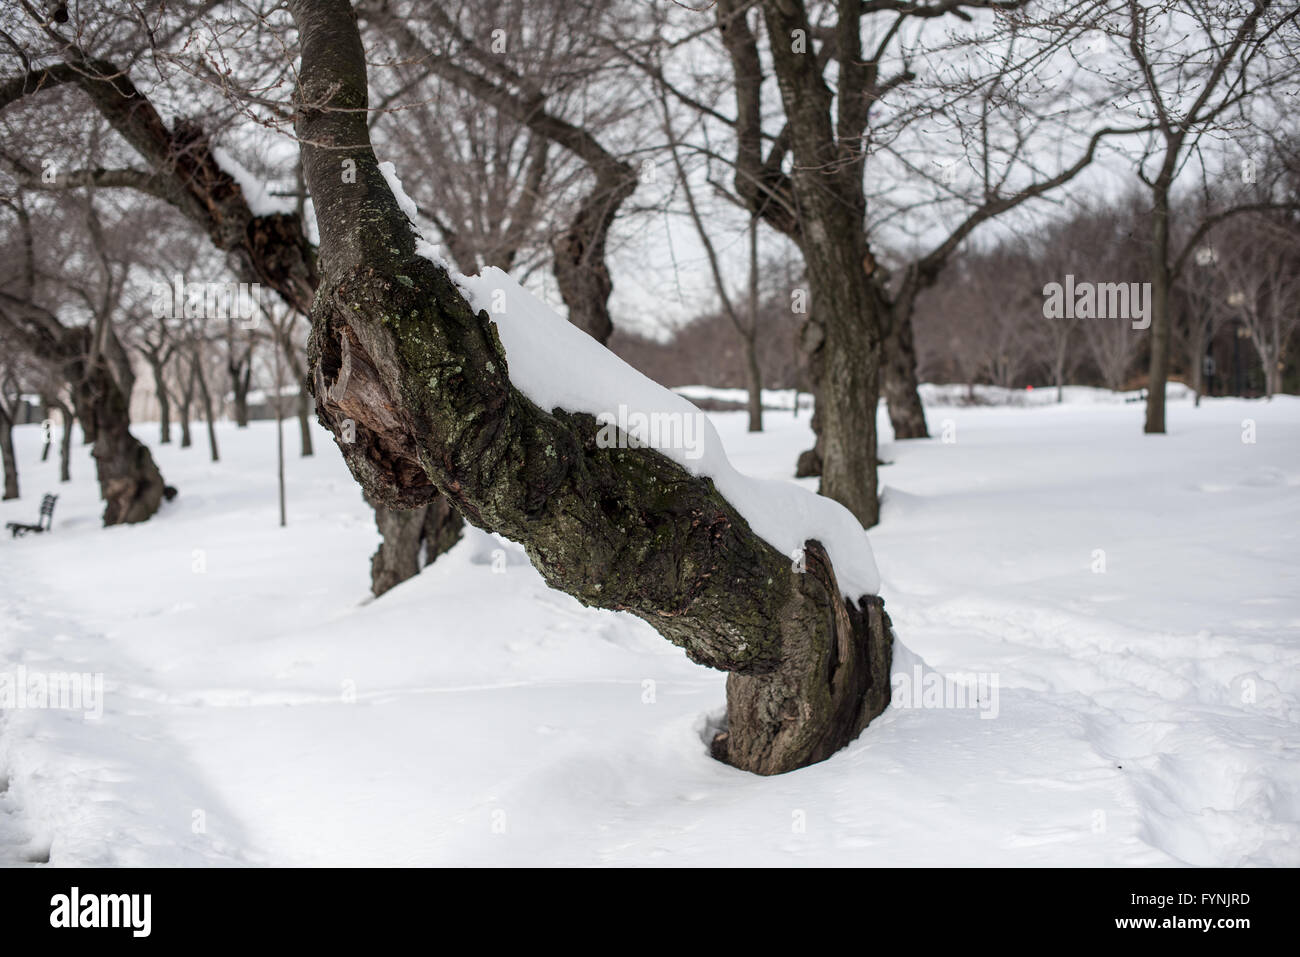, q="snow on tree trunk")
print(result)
[288,0,893,774]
